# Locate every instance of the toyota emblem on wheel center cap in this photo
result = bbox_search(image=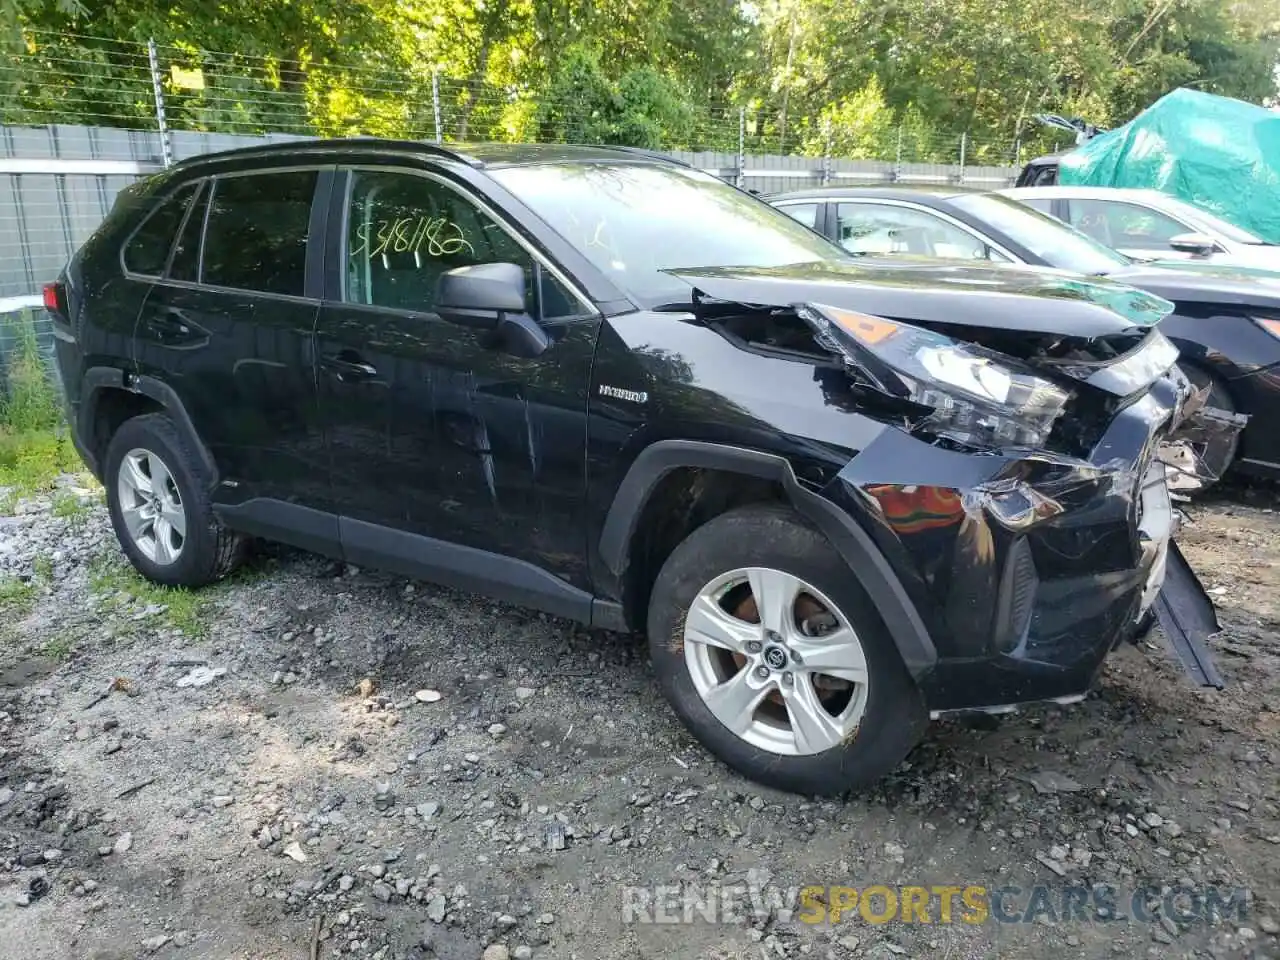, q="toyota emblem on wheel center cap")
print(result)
[763,645,788,670]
